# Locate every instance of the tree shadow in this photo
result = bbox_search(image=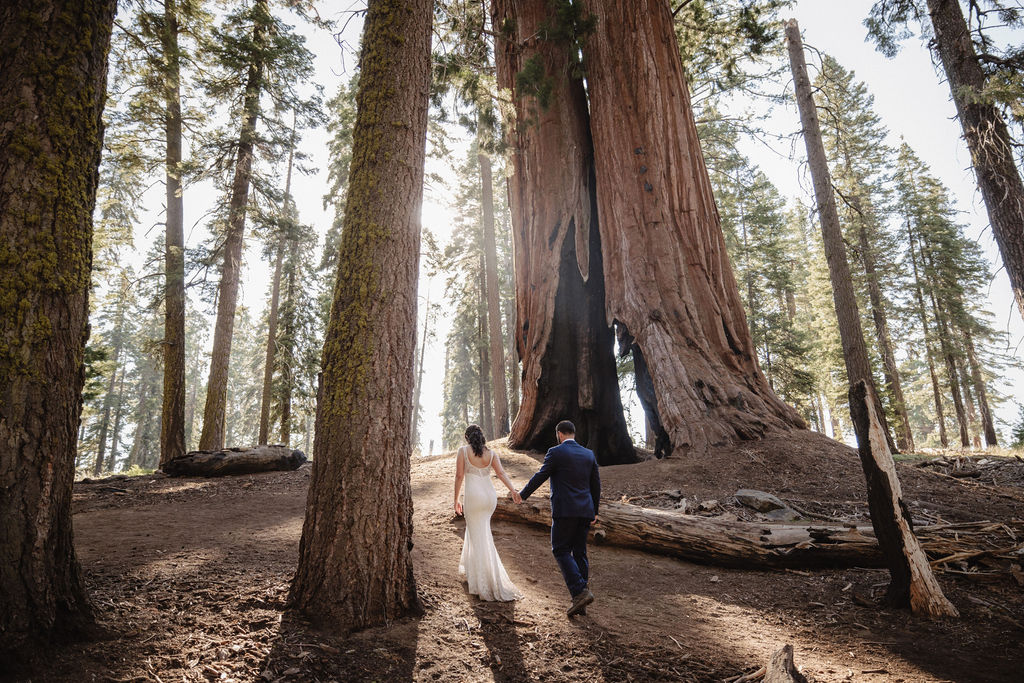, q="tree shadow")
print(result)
[470,599,530,682]
[258,610,420,681]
